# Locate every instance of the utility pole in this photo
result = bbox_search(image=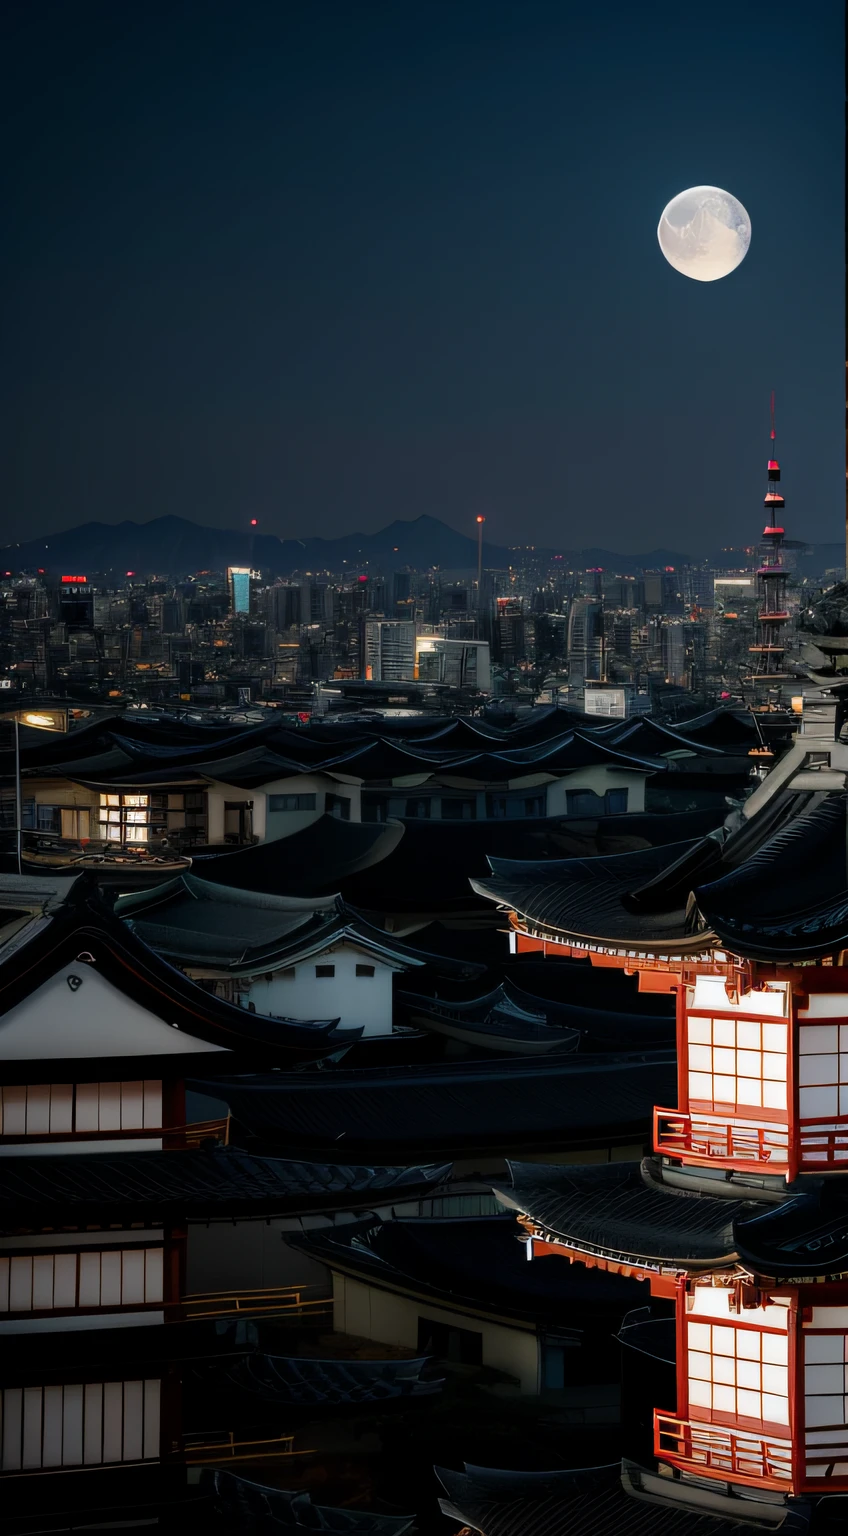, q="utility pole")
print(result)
[475,516,485,608]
